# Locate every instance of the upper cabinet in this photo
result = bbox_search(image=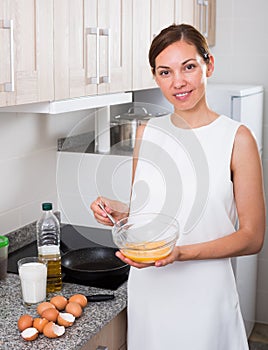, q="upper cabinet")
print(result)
[132,0,216,91]
[178,0,216,46]
[54,0,132,100]
[0,0,216,108]
[0,0,54,107]
[194,0,216,46]
[132,0,177,91]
